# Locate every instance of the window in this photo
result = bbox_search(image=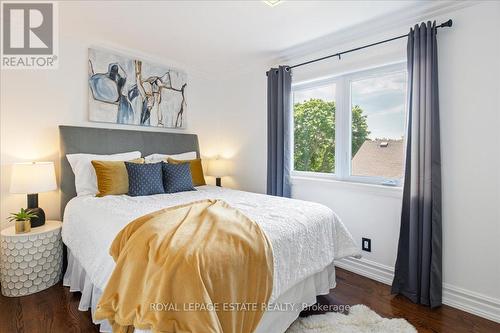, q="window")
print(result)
[292,63,407,186]
[293,83,336,173]
[350,71,407,181]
